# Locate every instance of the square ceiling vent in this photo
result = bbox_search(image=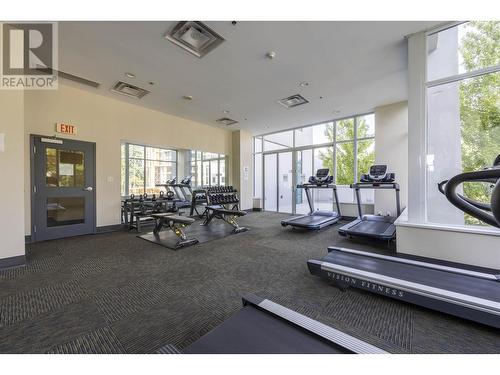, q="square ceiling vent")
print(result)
[165,21,225,58]
[278,94,309,108]
[111,81,149,99]
[216,117,238,126]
